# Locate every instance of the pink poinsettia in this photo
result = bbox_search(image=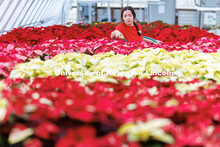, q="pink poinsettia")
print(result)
[1,36,219,79]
